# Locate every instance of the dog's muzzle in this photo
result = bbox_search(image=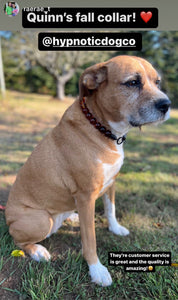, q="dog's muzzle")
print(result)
[129,97,171,127]
[155,99,171,114]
